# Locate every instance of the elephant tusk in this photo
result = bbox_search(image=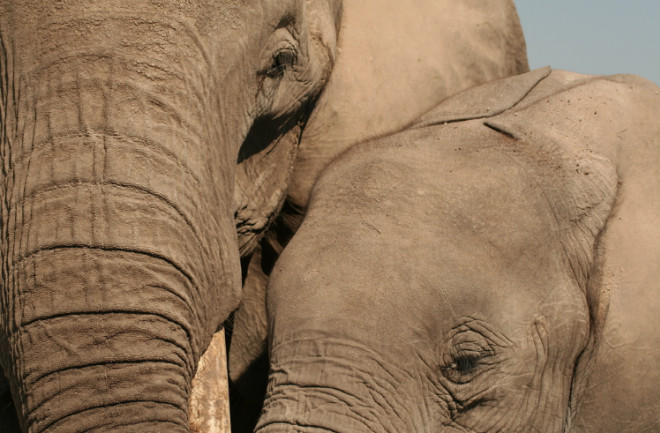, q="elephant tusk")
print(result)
[189,330,232,433]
